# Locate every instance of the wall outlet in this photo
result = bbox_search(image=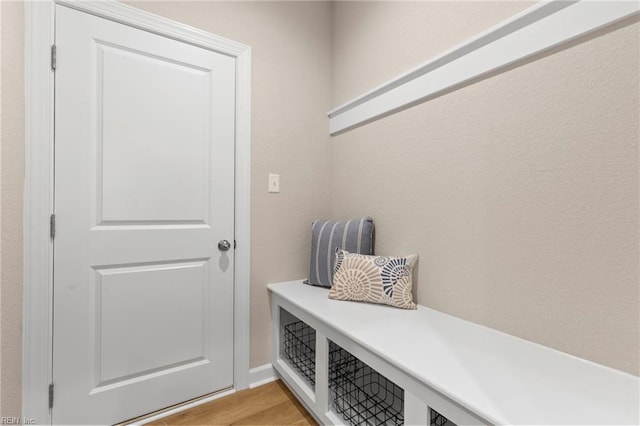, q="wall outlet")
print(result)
[268,173,280,193]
